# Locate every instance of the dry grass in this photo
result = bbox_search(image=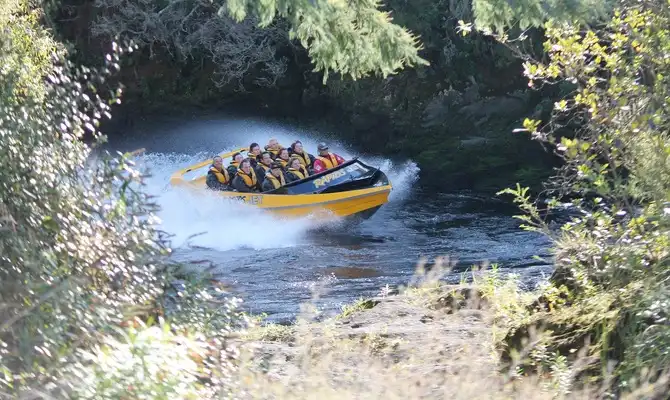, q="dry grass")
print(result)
[244,323,296,343]
[221,260,669,399]
[228,261,580,399]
